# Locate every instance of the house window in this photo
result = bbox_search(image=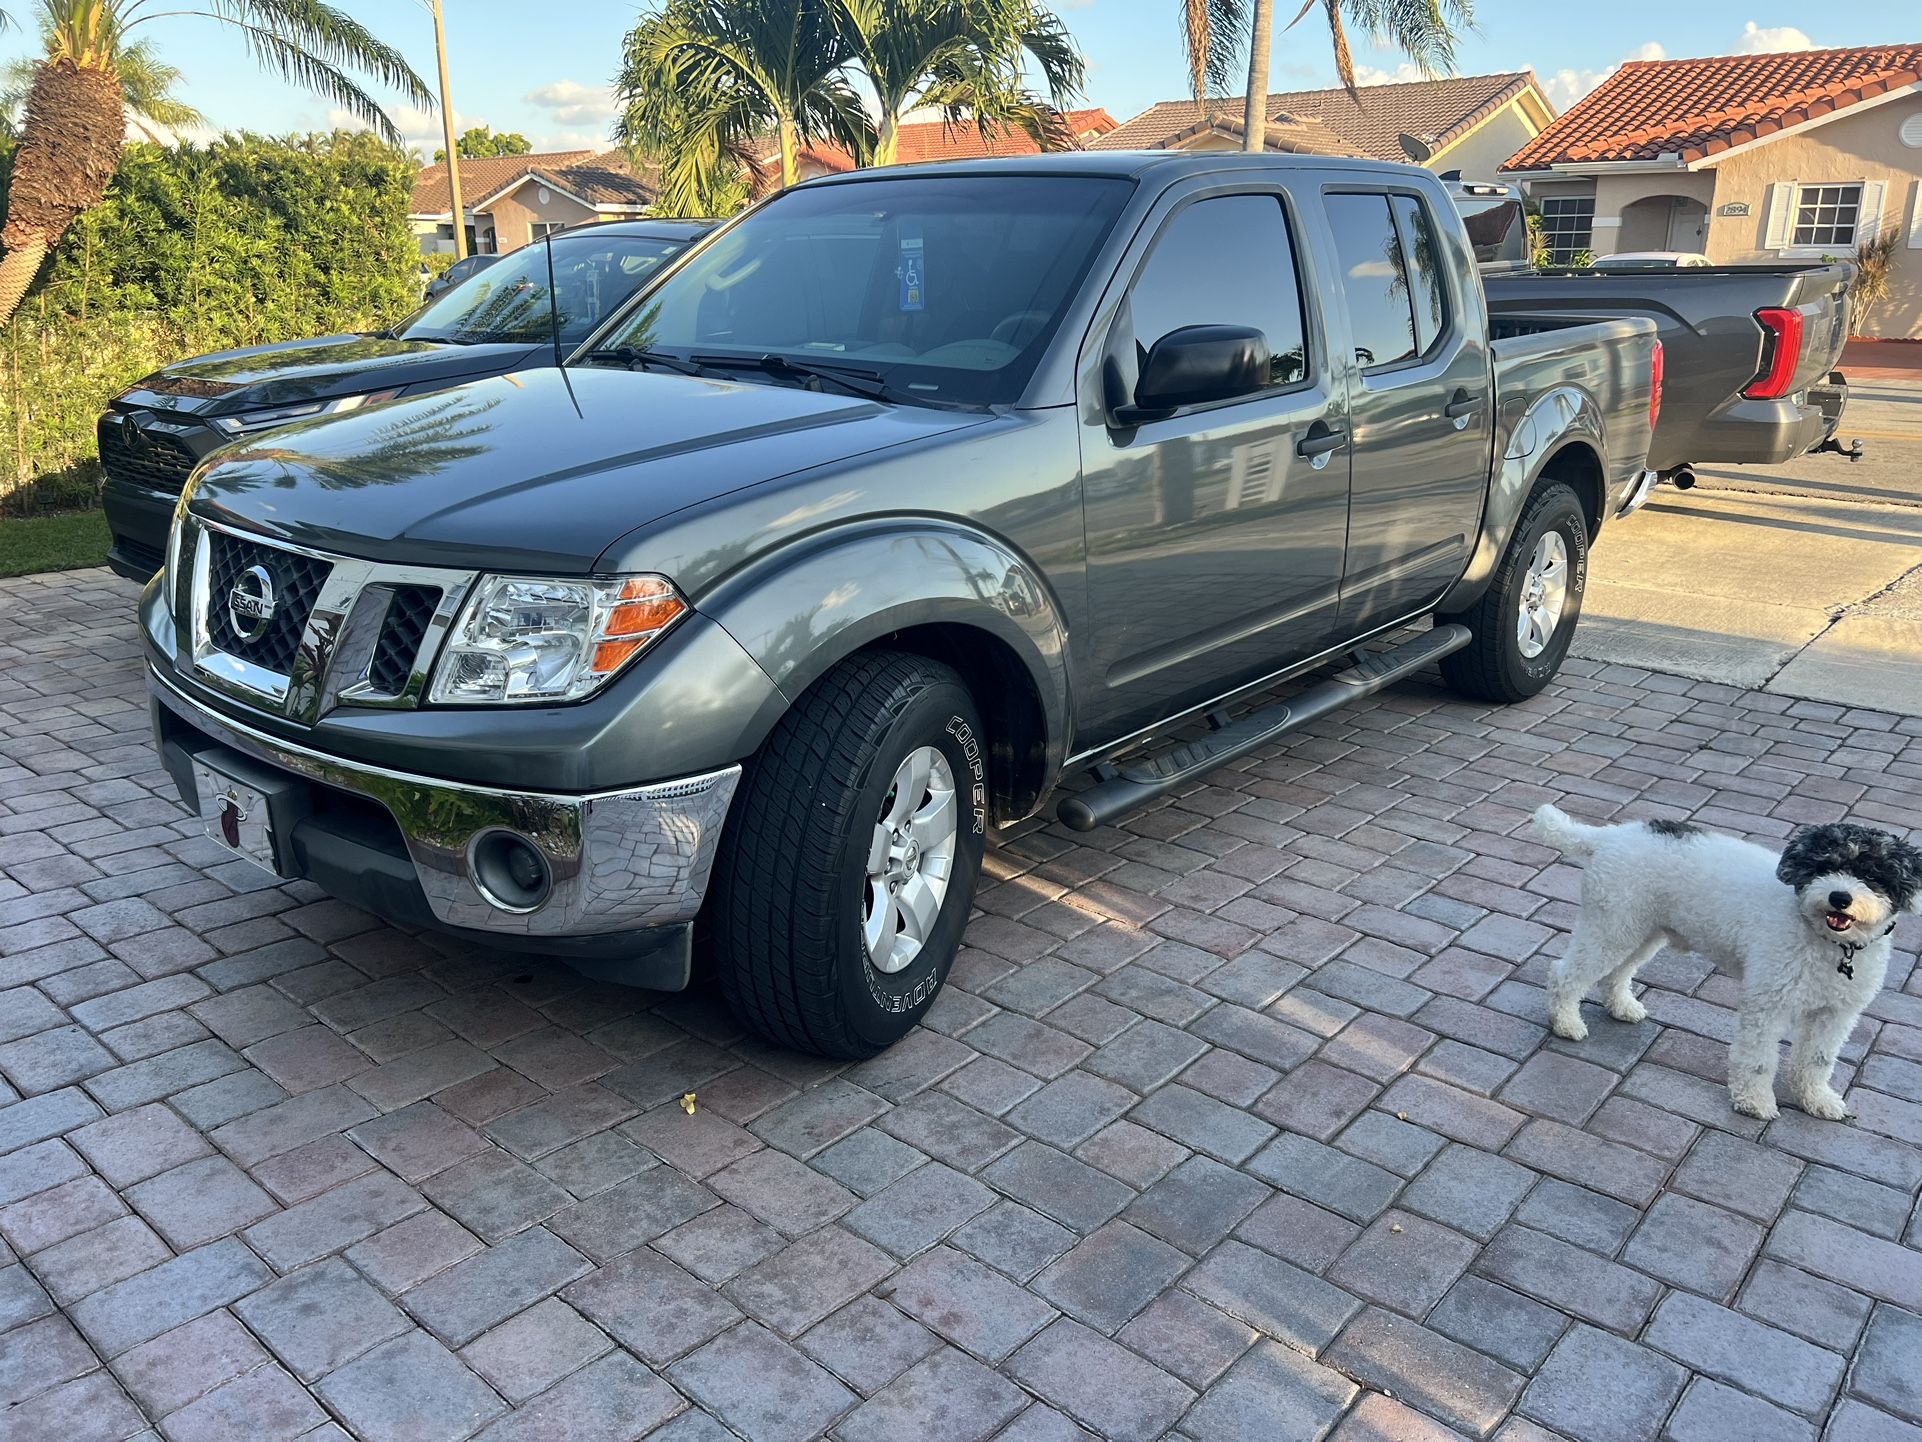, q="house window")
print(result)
[531,221,567,241]
[1790,183,1862,249]
[1536,197,1595,264]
